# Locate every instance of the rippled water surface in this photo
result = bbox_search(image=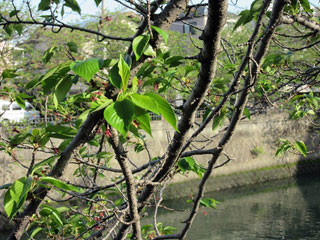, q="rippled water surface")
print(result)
[145,175,320,240]
[1,175,319,239]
